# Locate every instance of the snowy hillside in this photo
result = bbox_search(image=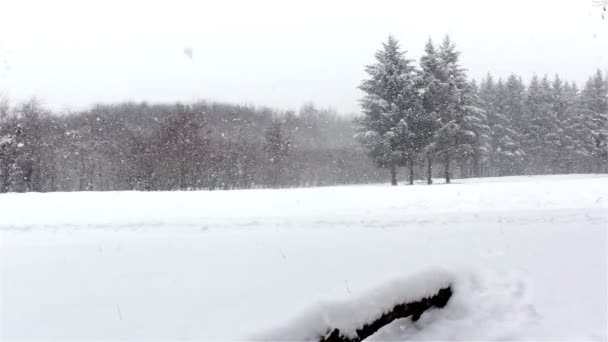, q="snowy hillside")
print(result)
[1,174,607,340]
